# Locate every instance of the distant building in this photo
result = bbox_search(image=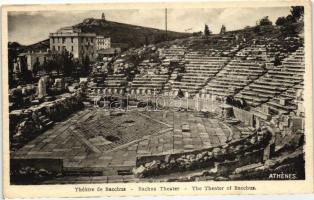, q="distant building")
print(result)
[49,26,97,61]
[17,50,51,72]
[96,36,111,50]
